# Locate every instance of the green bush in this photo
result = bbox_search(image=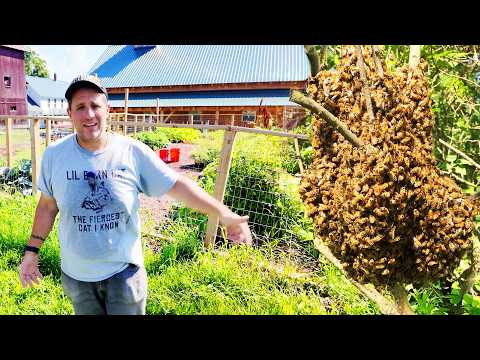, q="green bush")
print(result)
[190,131,224,167]
[190,131,305,174]
[134,131,170,151]
[156,128,201,143]
[199,154,312,242]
